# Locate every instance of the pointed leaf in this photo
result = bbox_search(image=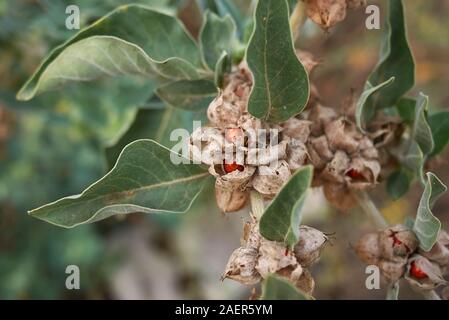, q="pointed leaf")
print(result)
[410,93,434,156]
[246,0,309,123]
[261,274,310,300]
[413,172,447,251]
[367,0,414,109]
[386,169,412,200]
[429,111,449,156]
[396,97,416,125]
[260,165,313,248]
[214,51,232,88]
[155,79,217,111]
[105,107,208,168]
[356,77,395,131]
[17,4,203,100]
[199,11,237,70]
[403,140,424,184]
[29,140,210,228]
